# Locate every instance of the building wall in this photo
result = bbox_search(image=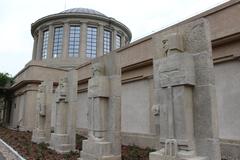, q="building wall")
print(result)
[23,89,37,131]
[214,60,240,140]
[76,92,88,130]
[8,1,240,155]
[121,79,153,134]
